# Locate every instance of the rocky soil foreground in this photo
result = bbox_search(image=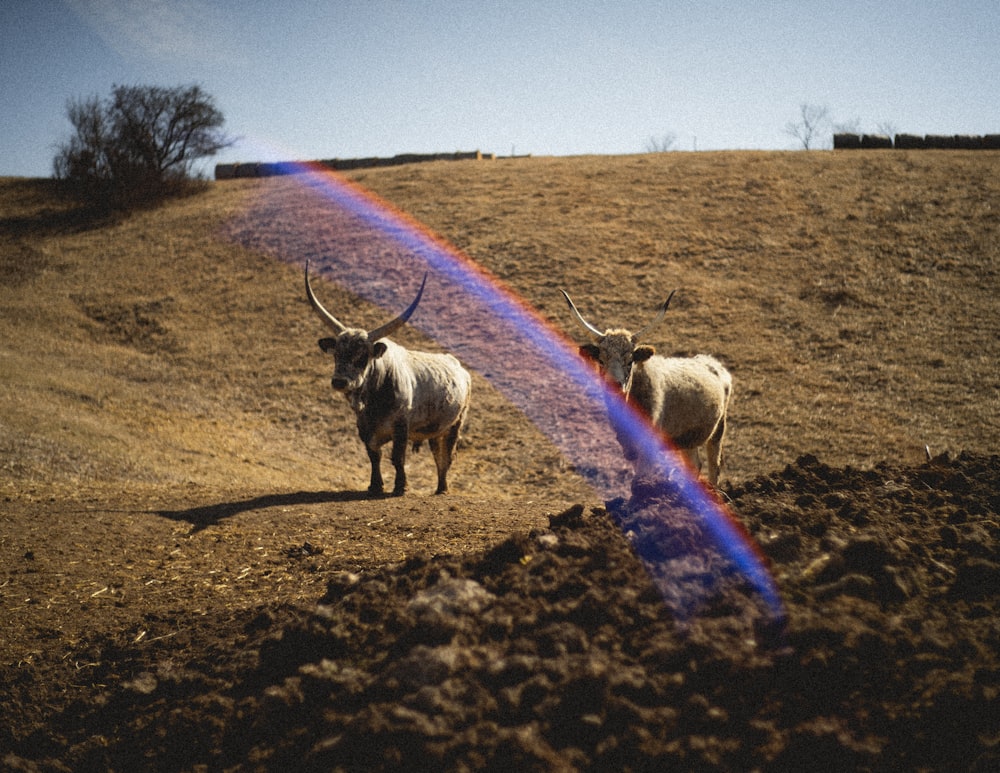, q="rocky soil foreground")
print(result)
[5,452,998,772]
